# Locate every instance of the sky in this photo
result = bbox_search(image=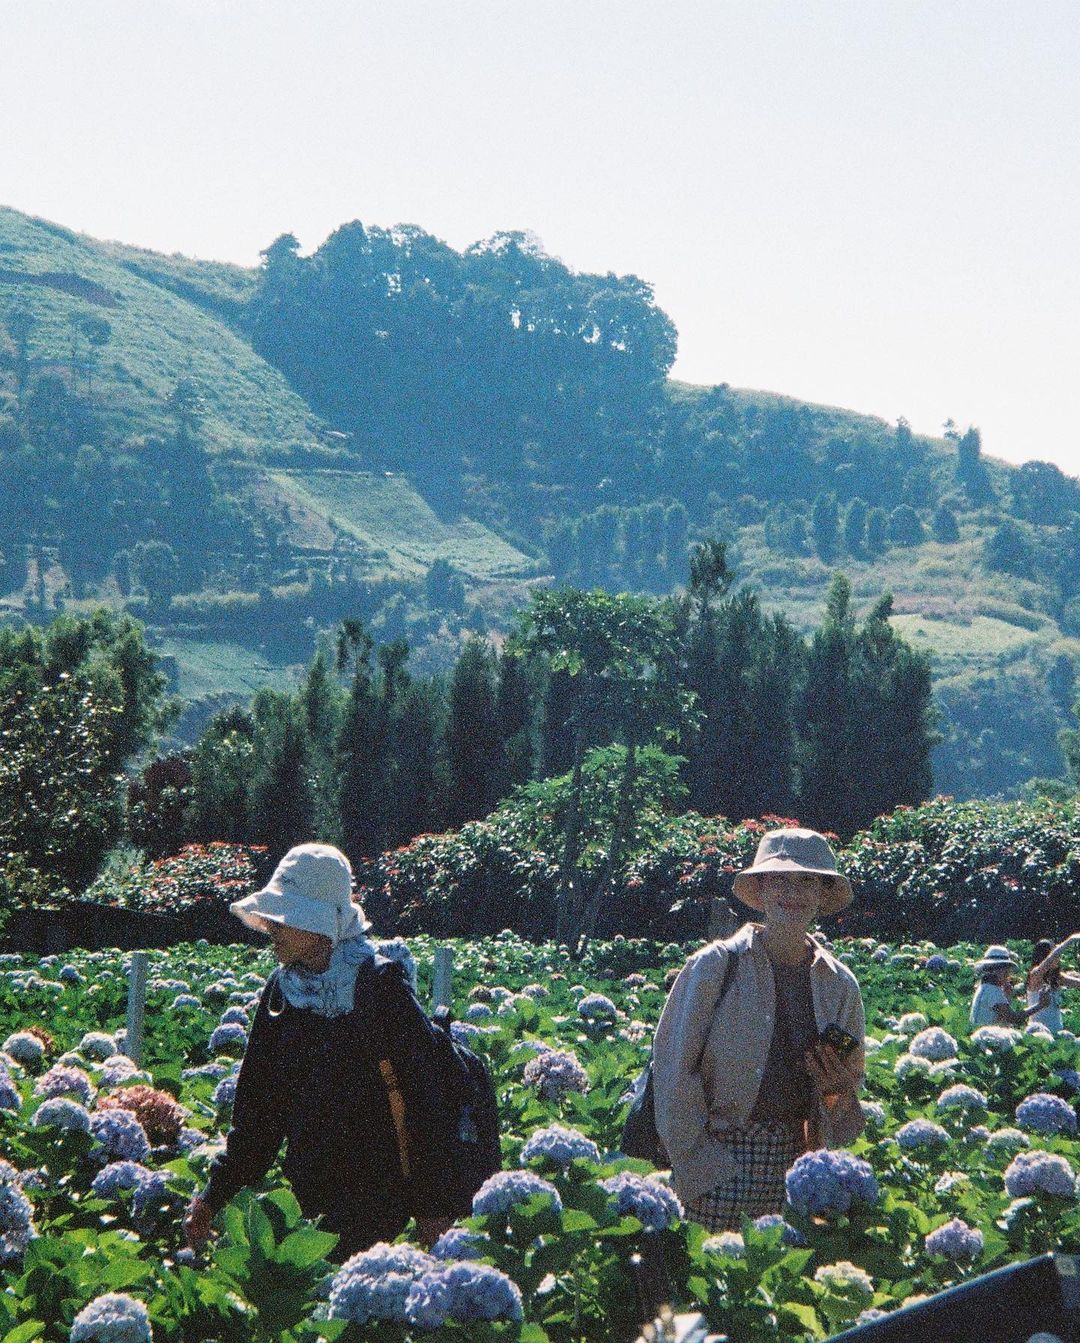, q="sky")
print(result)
[3,0,1080,476]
